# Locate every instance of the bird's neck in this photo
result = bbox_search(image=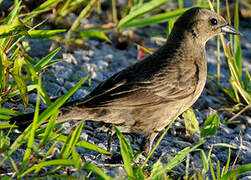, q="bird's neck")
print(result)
[167,29,204,48]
